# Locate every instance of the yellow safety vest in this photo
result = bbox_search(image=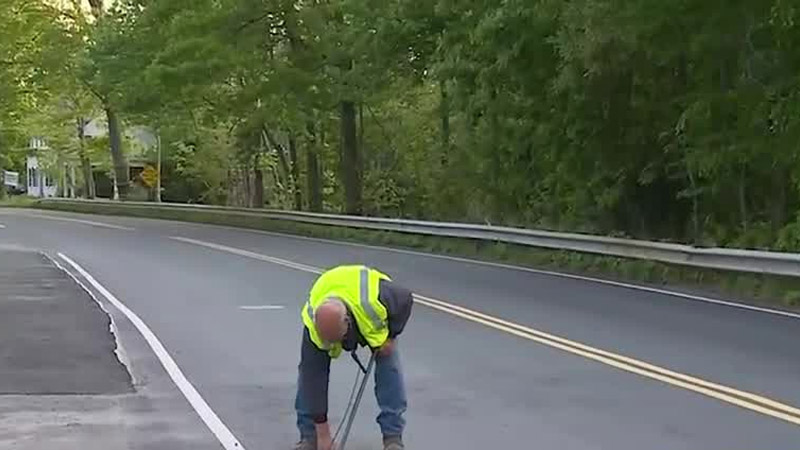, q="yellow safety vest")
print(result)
[302,265,391,358]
